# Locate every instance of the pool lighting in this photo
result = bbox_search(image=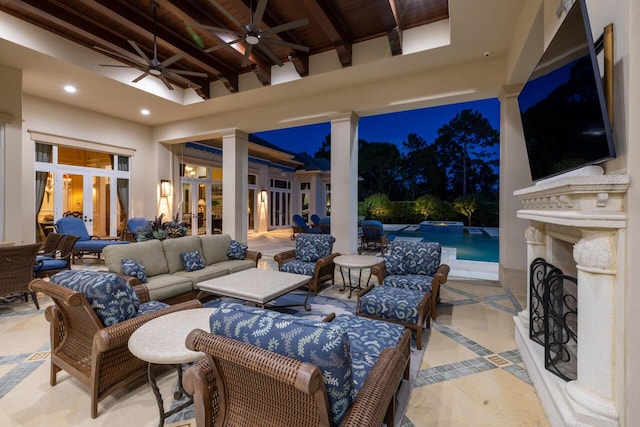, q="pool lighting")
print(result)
[64,85,77,94]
